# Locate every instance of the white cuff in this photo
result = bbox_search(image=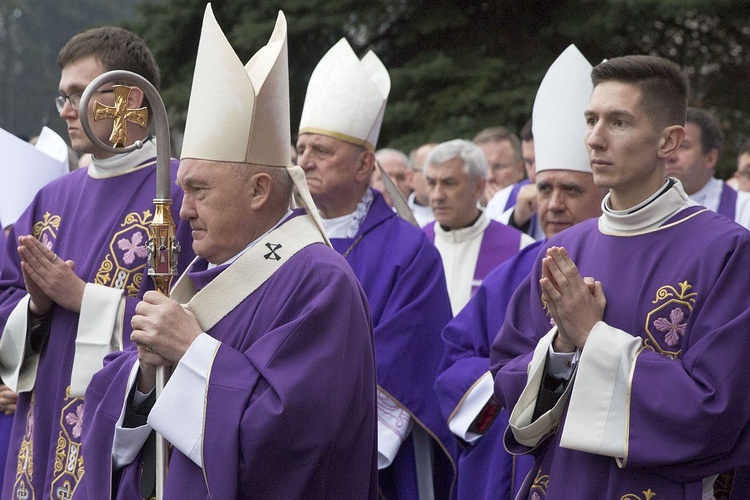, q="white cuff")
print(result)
[448,372,494,443]
[560,321,643,462]
[0,296,39,392]
[509,326,575,447]
[148,333,219,468]
[377,389,412,469]
[71,284,124,397]
[547,342,581,380]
